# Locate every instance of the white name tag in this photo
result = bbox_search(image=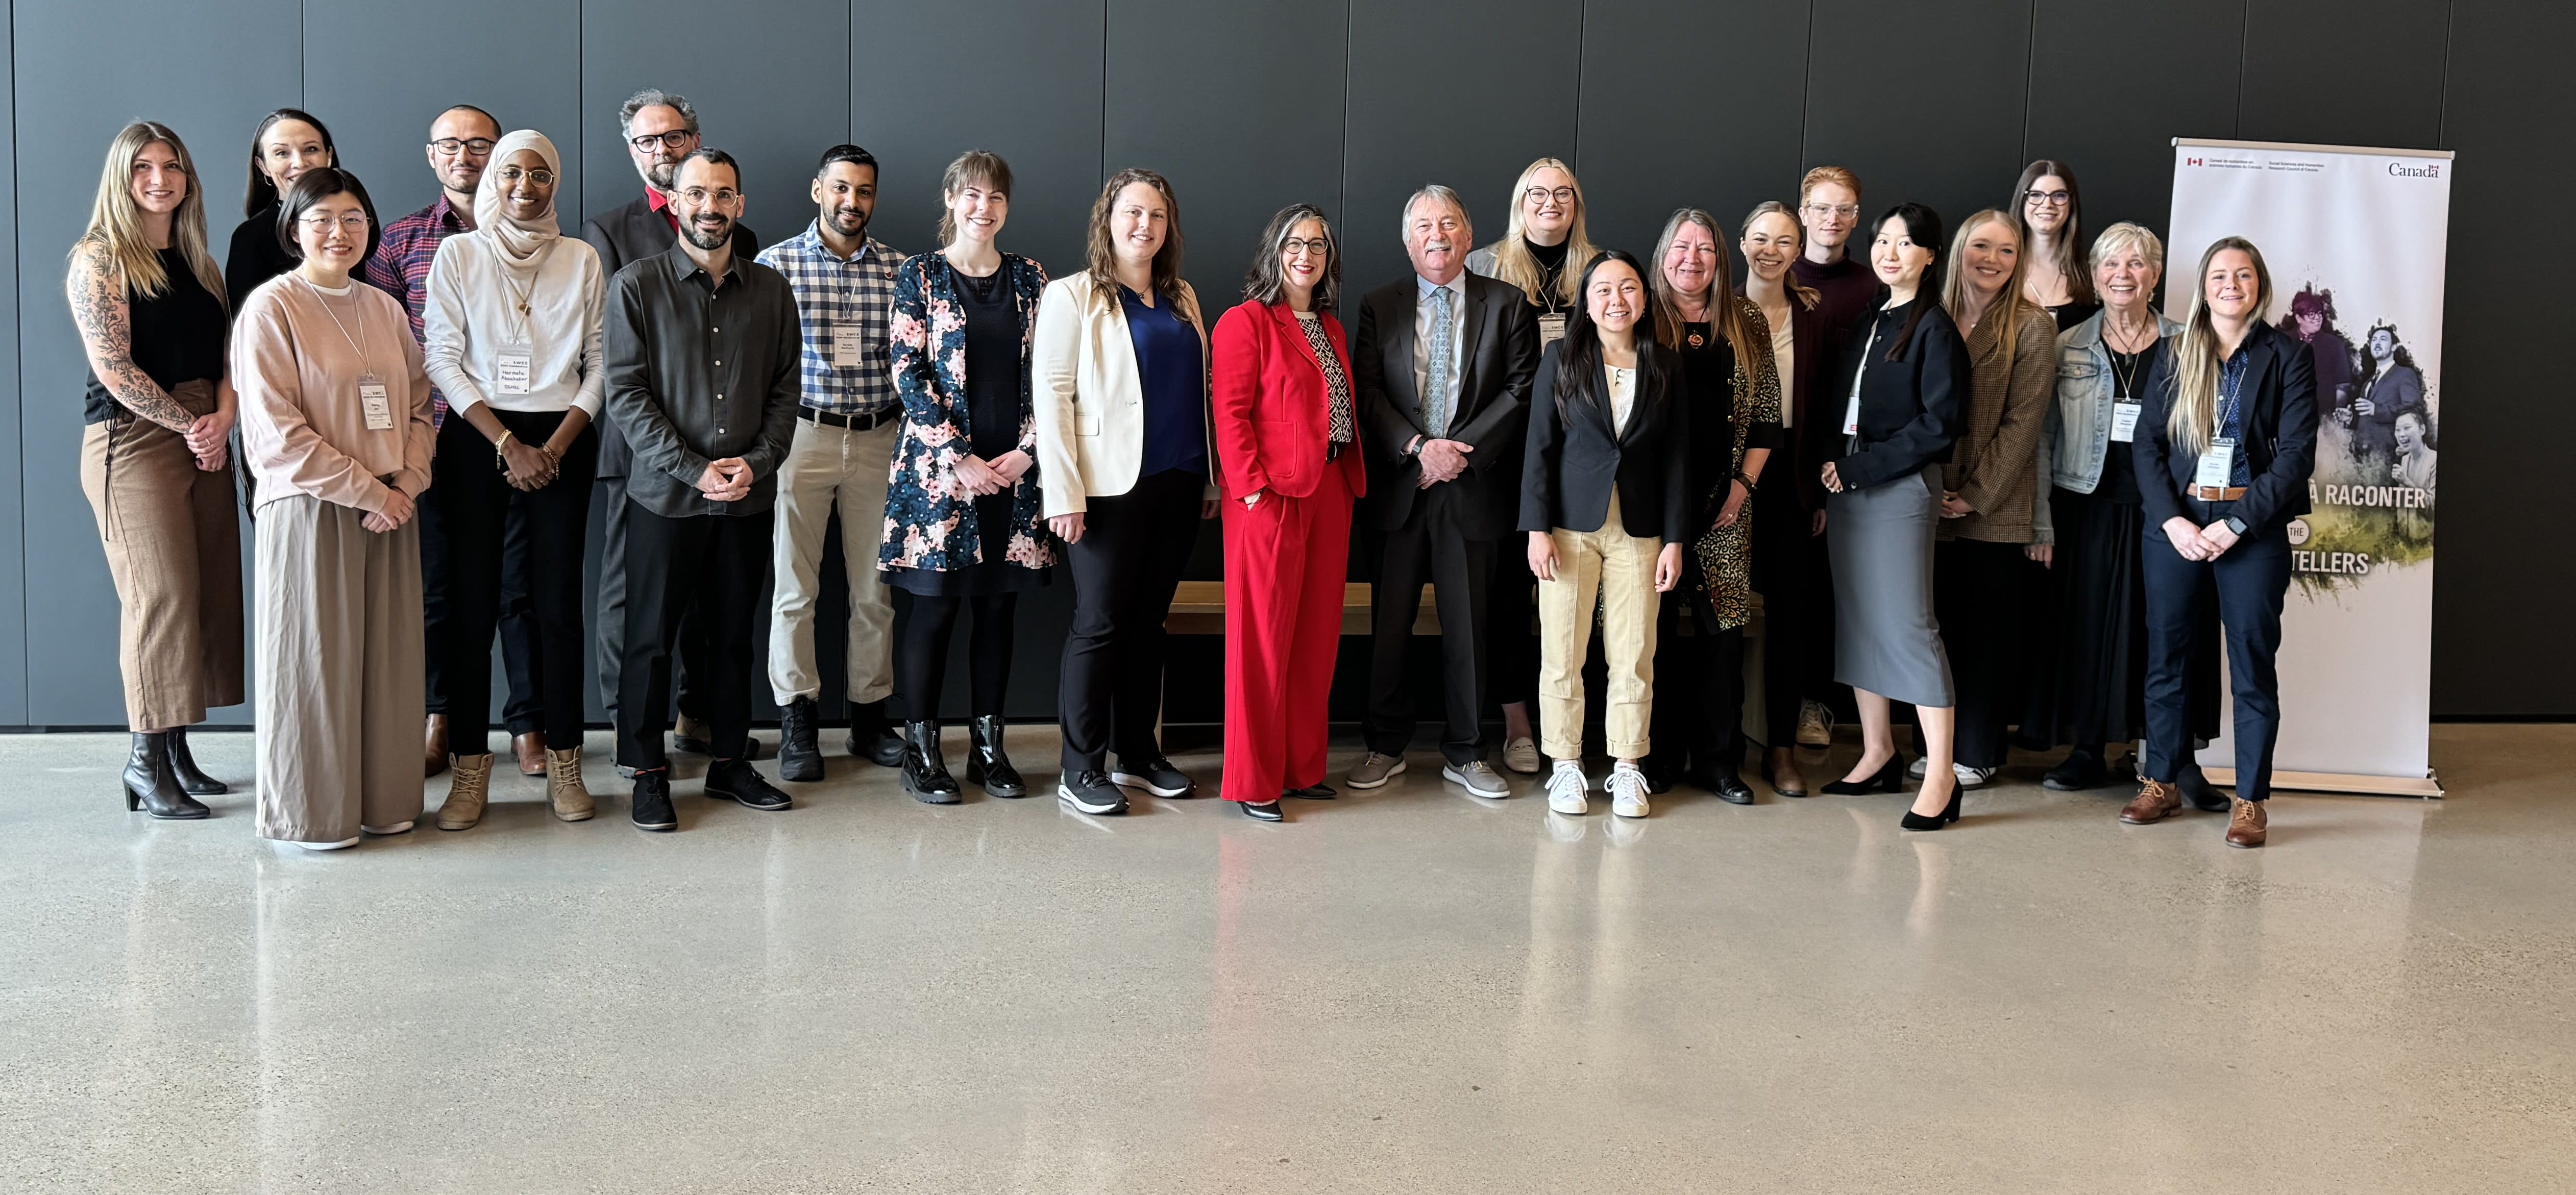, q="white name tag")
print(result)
[1844,394,1861,437]
[495,348,532,396]
[1537,312,1567,345]
[2194,437,2237,489]
[831,327,863,367]
[359,375,394,431]
[2109,400,2141,443]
